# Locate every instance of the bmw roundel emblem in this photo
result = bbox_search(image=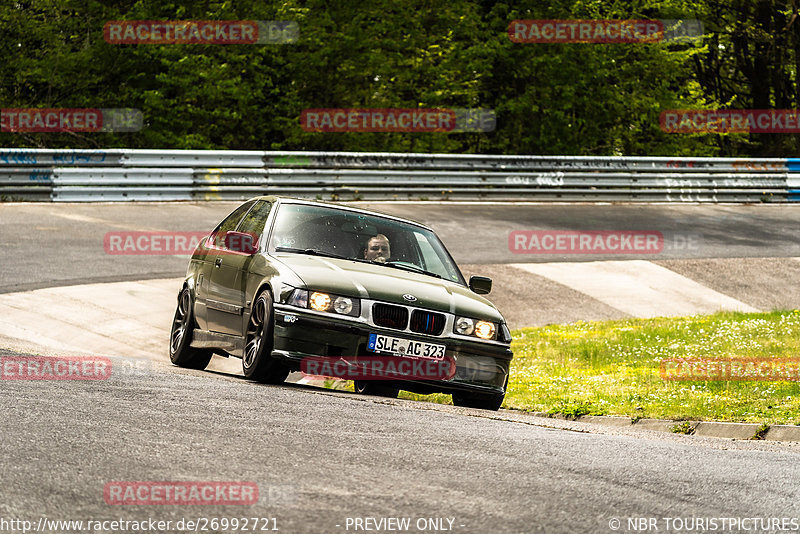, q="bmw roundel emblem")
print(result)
[402,294,417,302]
